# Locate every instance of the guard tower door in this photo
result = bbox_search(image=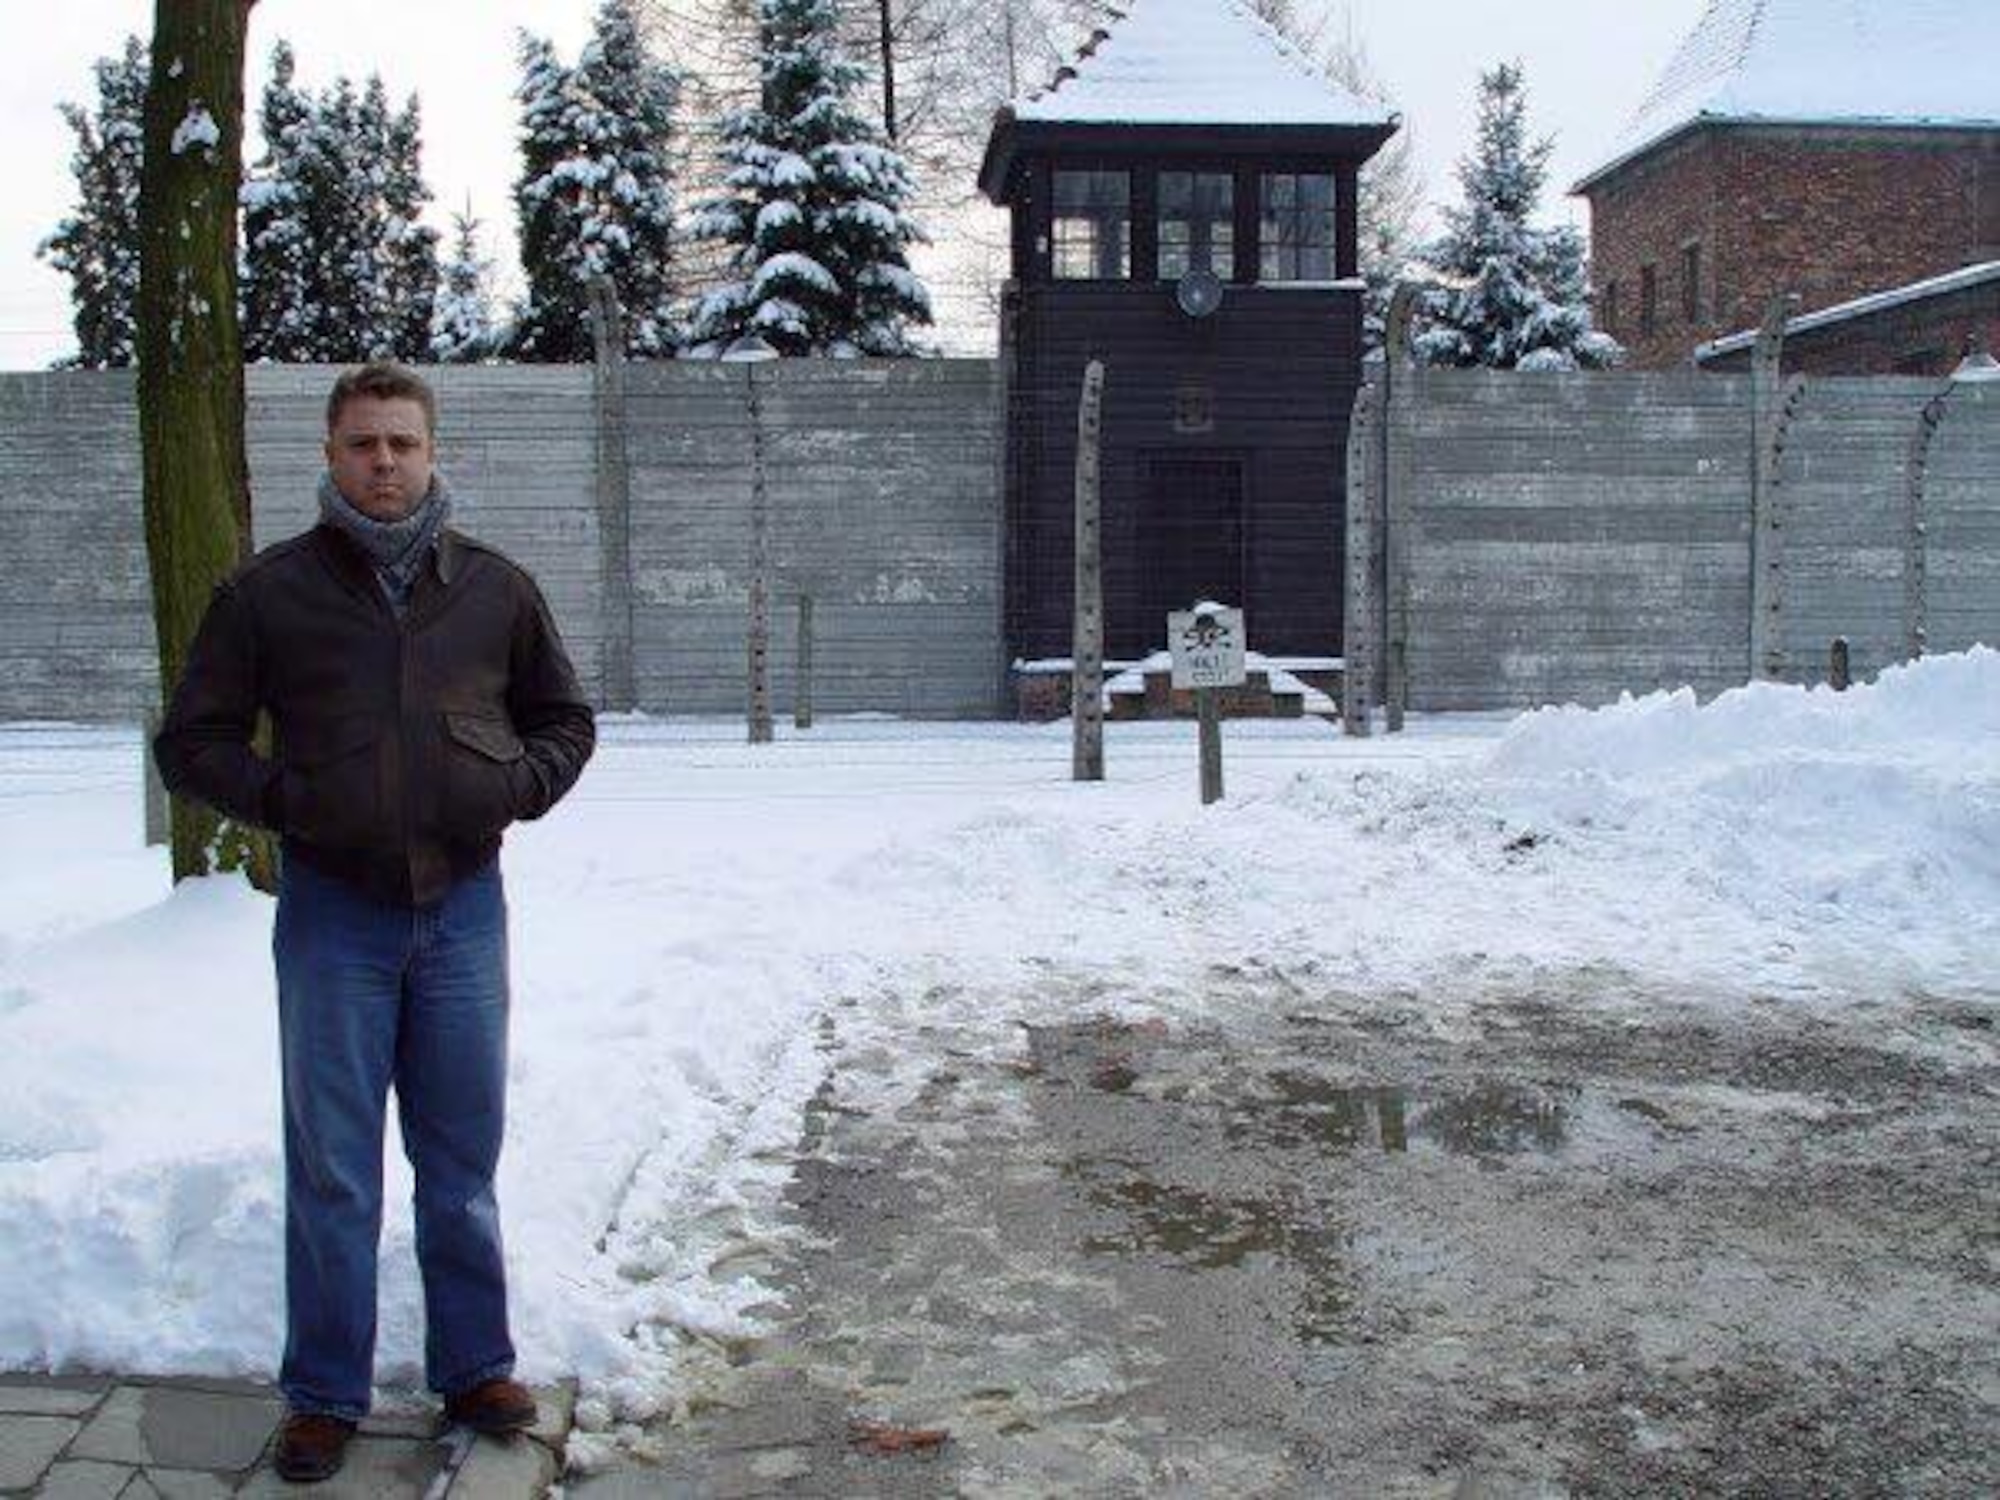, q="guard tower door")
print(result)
[1138,452,1246,651]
